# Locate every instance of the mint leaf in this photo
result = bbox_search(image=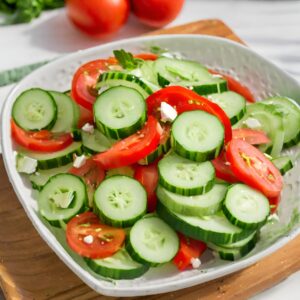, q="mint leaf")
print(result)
[113,49,142,70]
